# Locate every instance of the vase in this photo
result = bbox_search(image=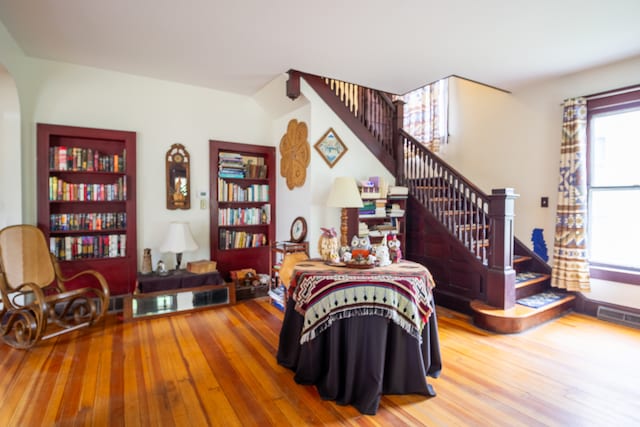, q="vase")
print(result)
[141,248,152,274]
